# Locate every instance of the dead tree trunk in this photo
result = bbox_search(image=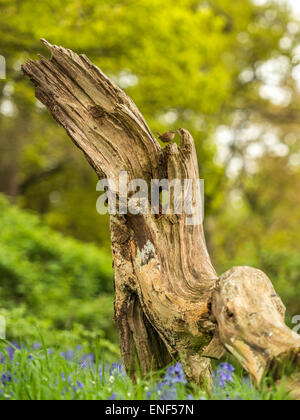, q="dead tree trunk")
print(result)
[22,40,300,392]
